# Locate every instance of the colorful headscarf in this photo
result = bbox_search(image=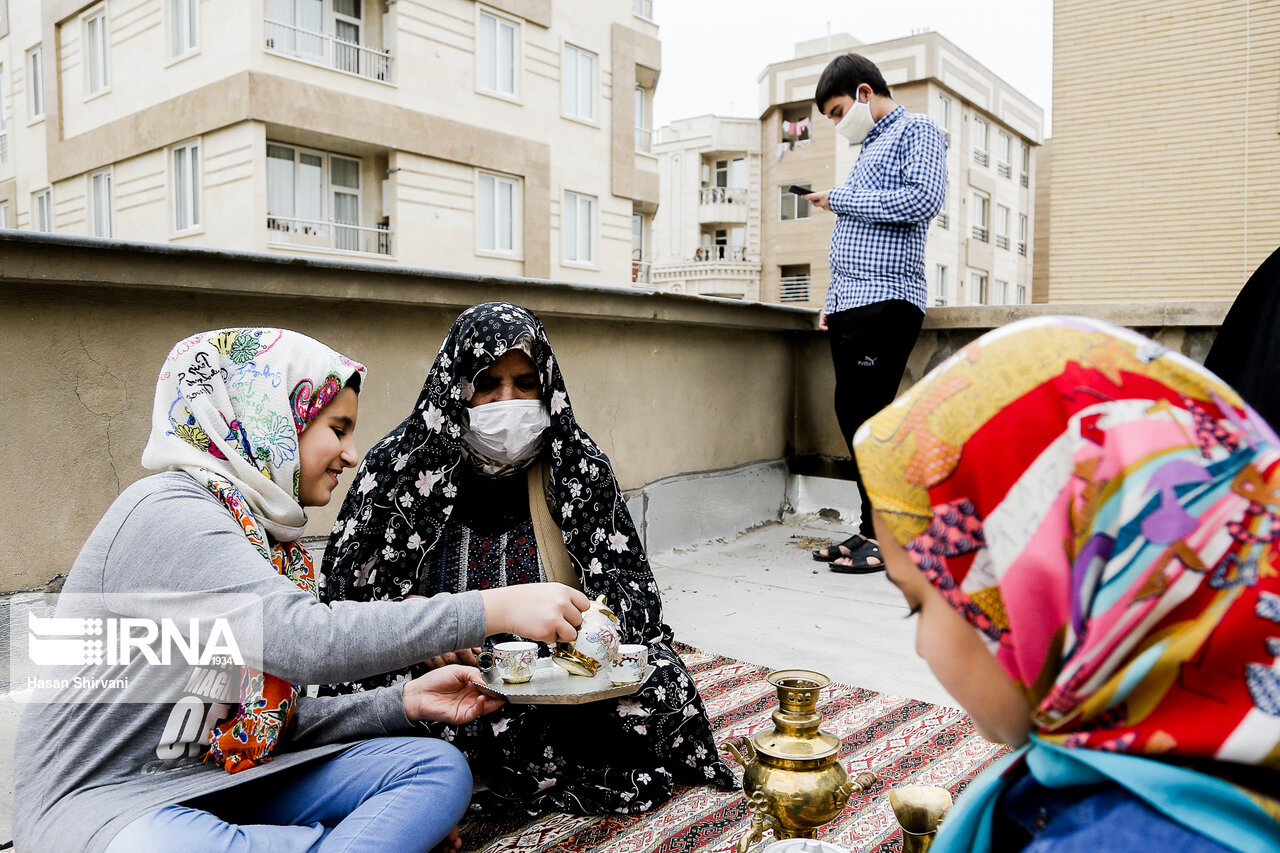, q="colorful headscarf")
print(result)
[143,328,365,772]
[854,317,1280,836]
